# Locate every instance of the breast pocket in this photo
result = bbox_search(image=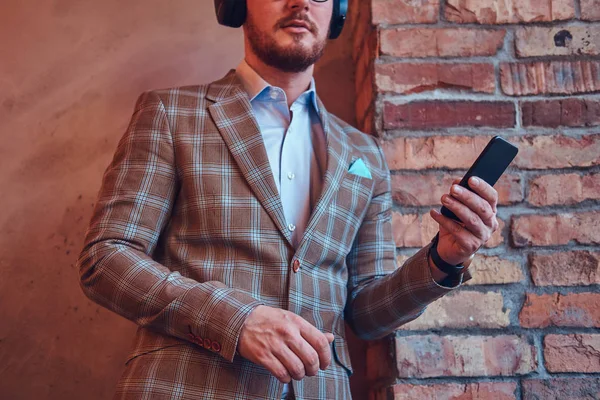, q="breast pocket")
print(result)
[326,172,373,251]
[335,172,373,215]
